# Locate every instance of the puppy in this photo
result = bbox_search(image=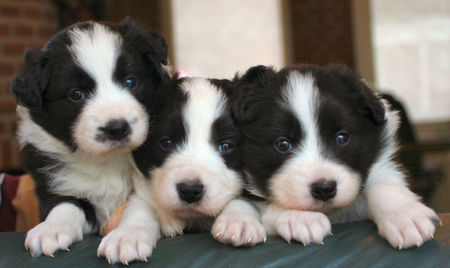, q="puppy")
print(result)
[233,65,440,249]
[98,77,266,264]
[11,19,170,257]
